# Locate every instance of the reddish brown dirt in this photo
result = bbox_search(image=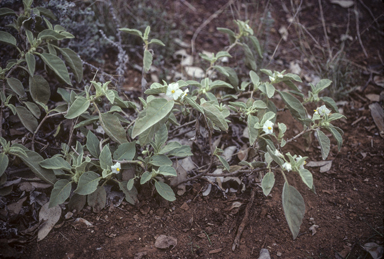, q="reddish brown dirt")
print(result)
[1,1,383,259]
